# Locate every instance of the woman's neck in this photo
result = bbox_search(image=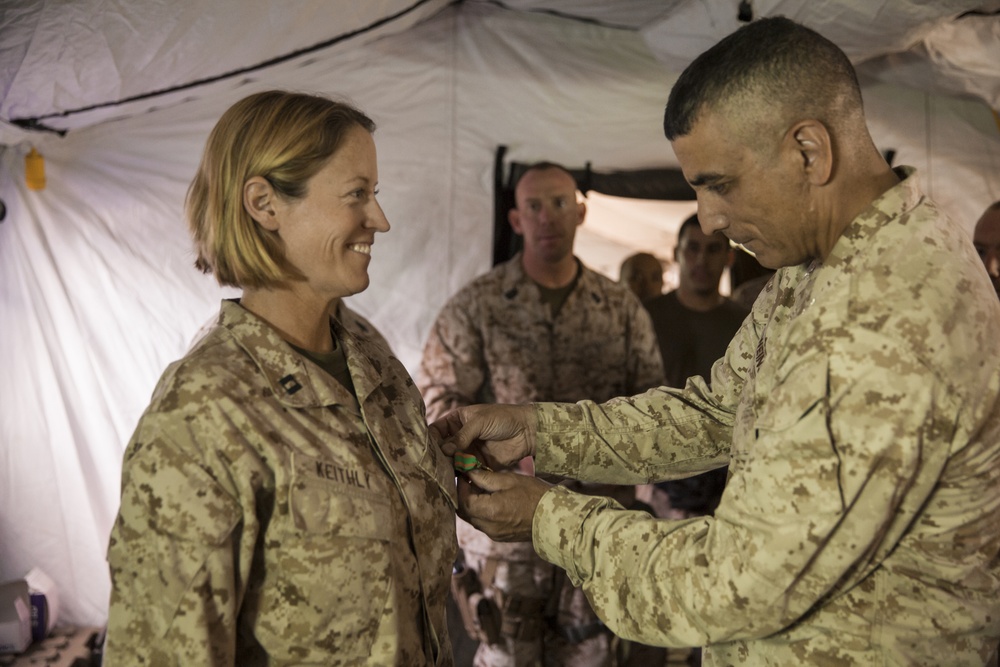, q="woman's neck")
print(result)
[240,287,336,353]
